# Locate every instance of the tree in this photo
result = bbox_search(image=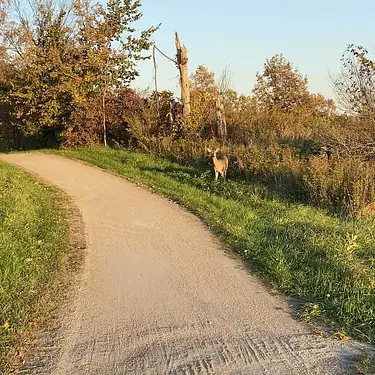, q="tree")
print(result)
[217,64,232,96]
[0,0,157,146]
[188,65,217,137]
[214,65,233,141]
[74,0,158,145]
[319,45,375,161]
[253,54,310,111]
[189,65,228,139]
[190,65,216,93]
[332,44,375,119]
